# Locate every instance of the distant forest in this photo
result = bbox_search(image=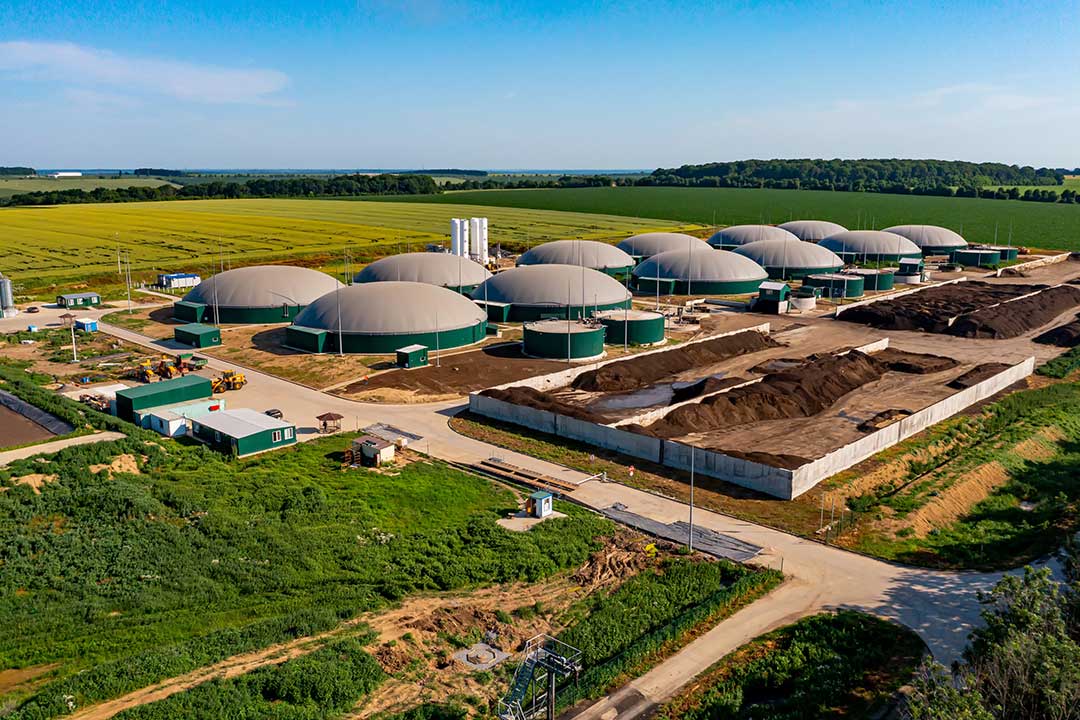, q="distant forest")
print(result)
[4,173,439,206]
[133,168,187,177]
[0,167,34,176]
[400,169,488,176]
